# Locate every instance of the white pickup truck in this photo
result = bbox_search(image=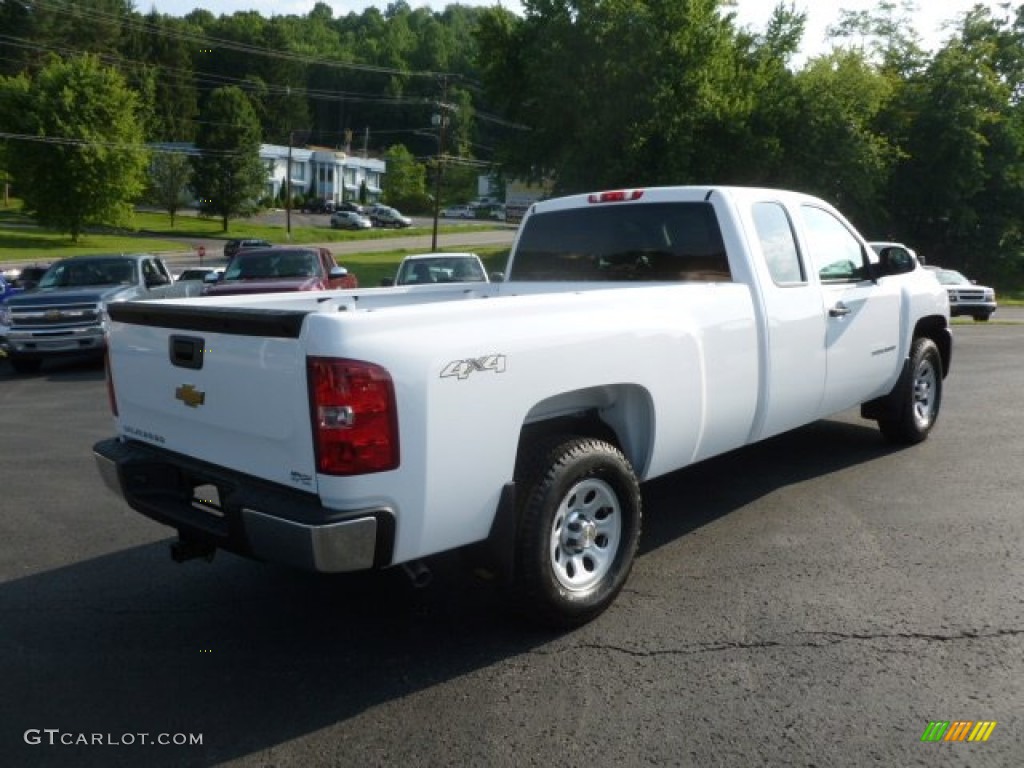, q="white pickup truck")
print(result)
[93,186,951,626]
